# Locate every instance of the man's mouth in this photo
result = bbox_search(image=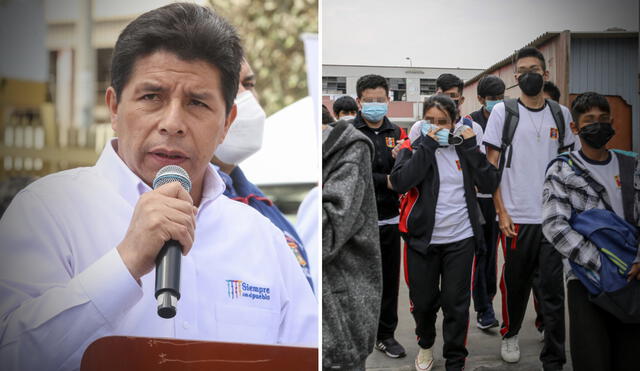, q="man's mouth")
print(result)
[149,149,189,164]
